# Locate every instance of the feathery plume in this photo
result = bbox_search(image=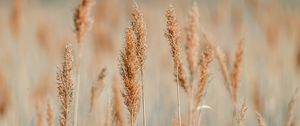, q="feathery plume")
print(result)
[89,68,106,112]
[73,0,93,44]
[165,5,190,93]
[120,26,141,126]
[57,43,74,126]
[256,112,266,126]
[215,46,232,98]
[232,39,244,106]
[285,88,299,126]
[131,5,147,126]
[0,70,11,117]
[47,102,54,126]
[236,101,248,126]
[10,0,23,39]
[113,76,125,126]
[185,3,200,79]
[194,45,213,108]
